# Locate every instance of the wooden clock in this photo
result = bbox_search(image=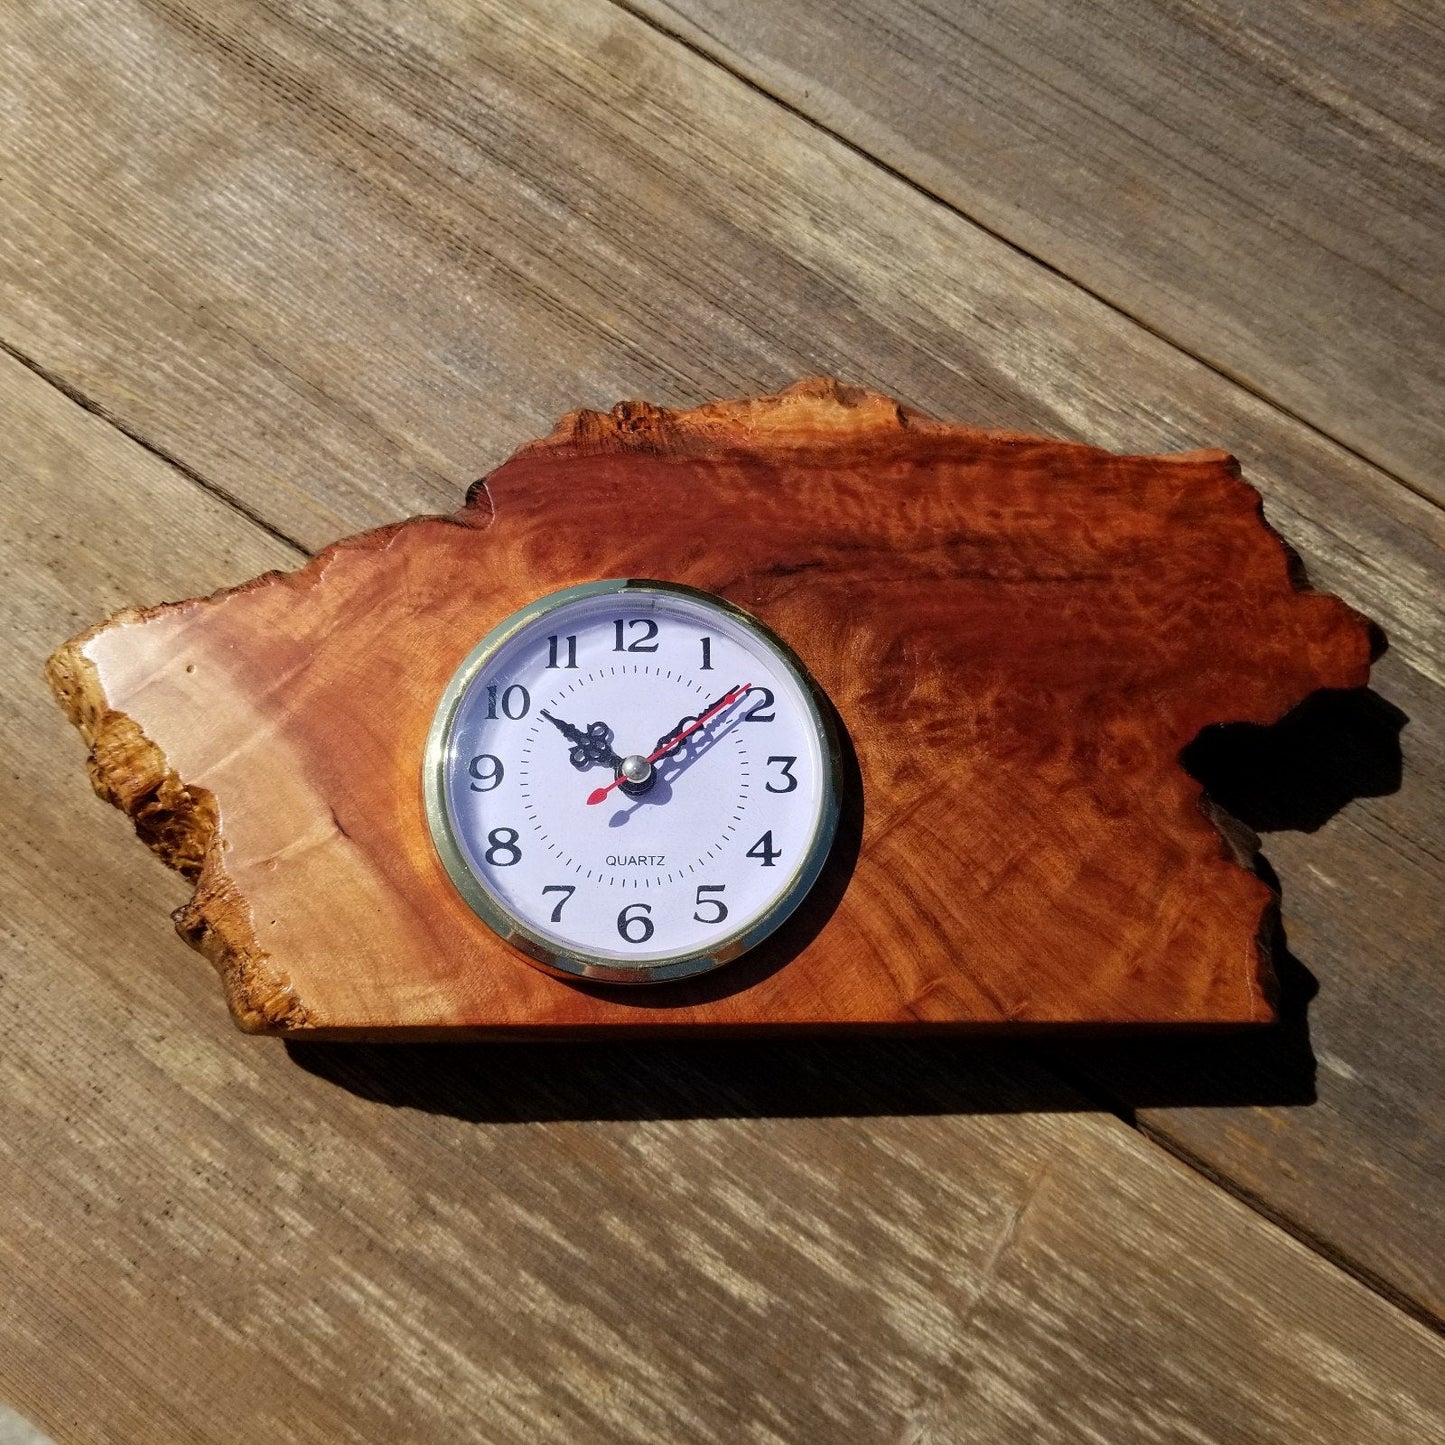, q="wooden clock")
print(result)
[47,379,1375,1037]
